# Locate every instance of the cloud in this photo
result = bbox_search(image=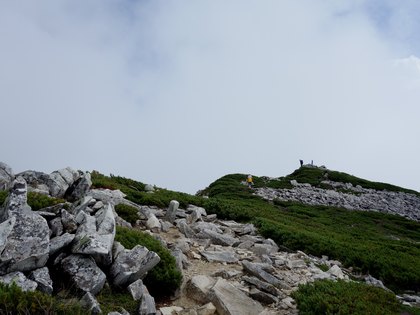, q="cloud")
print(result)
[1,1,419,194]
